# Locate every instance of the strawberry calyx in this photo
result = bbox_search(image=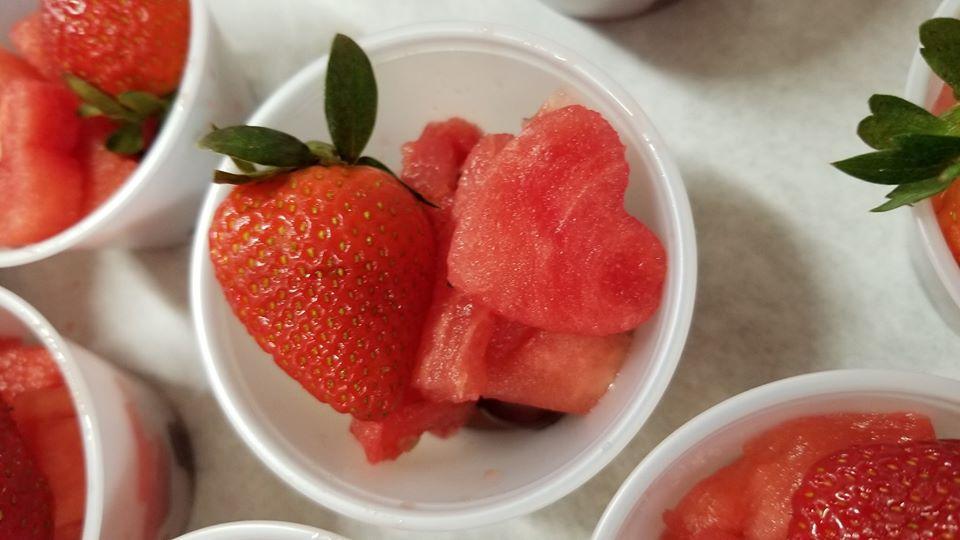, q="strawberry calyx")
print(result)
[199,34,436,208]
[64,73,172,156]
[836,18,960,211]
